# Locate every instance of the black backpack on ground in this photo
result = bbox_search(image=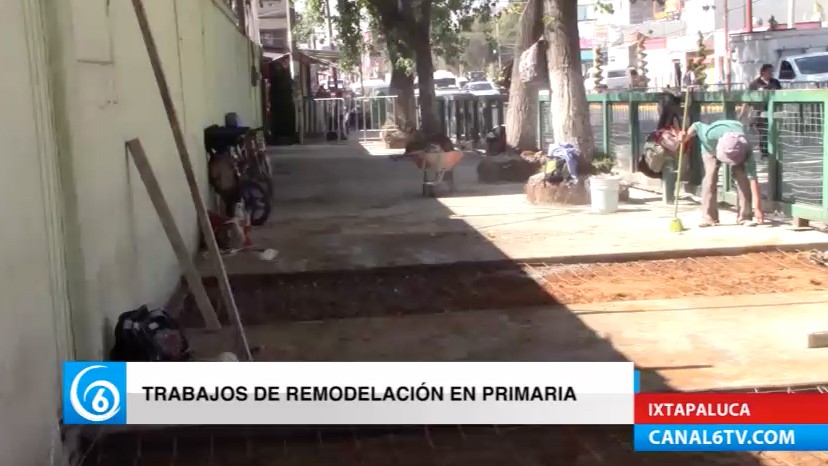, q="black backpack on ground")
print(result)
[109,305,193,362]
